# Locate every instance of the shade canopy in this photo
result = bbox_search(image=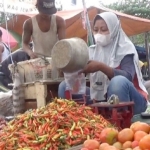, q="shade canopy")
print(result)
[2,6,150,41]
